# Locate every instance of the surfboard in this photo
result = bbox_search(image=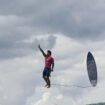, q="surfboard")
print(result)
[87,52,97,87]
